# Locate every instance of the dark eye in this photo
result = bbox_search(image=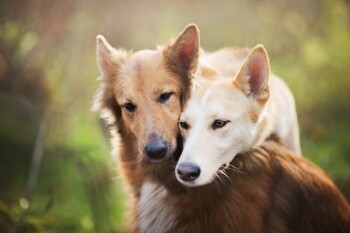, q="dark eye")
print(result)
[212,119,230,130]
[159,92,172,103]
[124,102,136,112]
[179,120,190,130]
